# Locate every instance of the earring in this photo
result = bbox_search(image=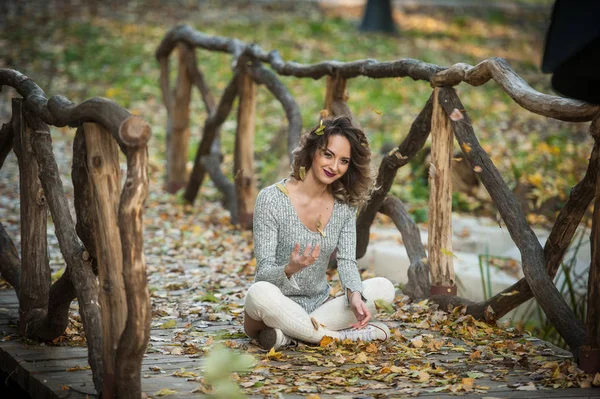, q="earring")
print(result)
[299,166,306,181]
